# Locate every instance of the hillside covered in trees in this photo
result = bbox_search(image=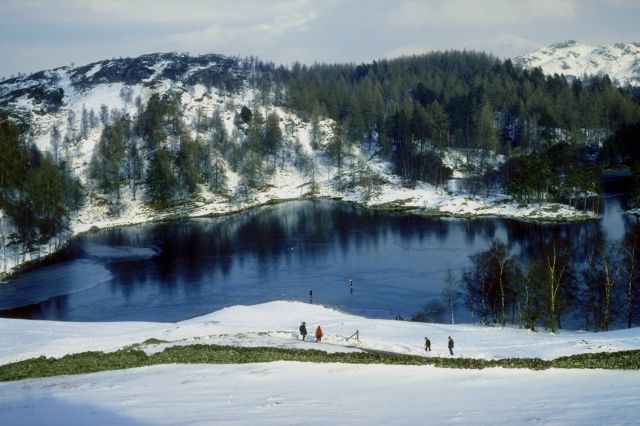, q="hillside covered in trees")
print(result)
[281,52,640,193]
